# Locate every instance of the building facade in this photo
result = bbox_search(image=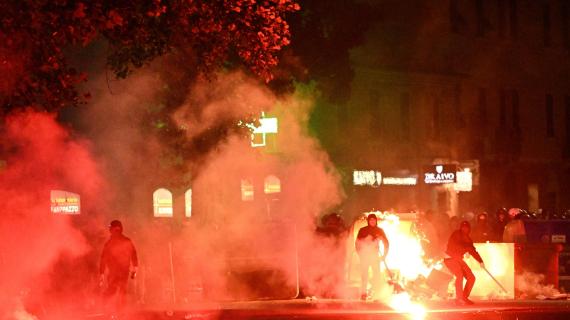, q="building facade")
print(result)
[329,0,570,216]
